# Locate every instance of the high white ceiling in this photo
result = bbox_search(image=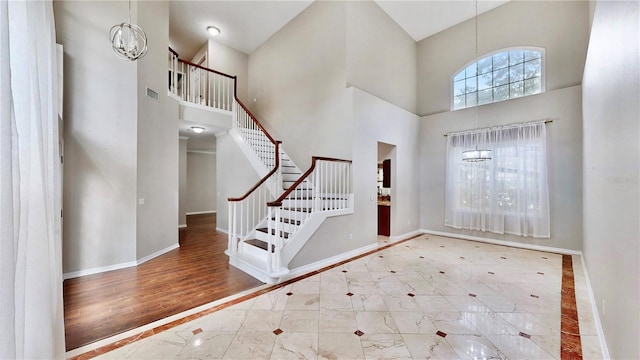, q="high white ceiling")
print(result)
[375,0,509,42]
[169,0,314,59]
[169,0,509,59]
